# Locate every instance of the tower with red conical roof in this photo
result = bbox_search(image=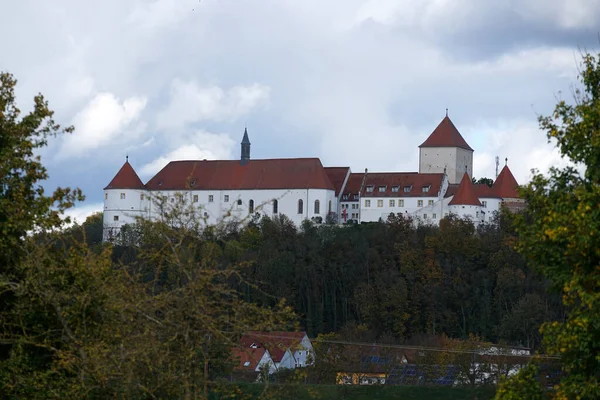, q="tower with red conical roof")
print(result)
[103,157,148,241]
[448,172,483,221]
[419,114,474,185]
